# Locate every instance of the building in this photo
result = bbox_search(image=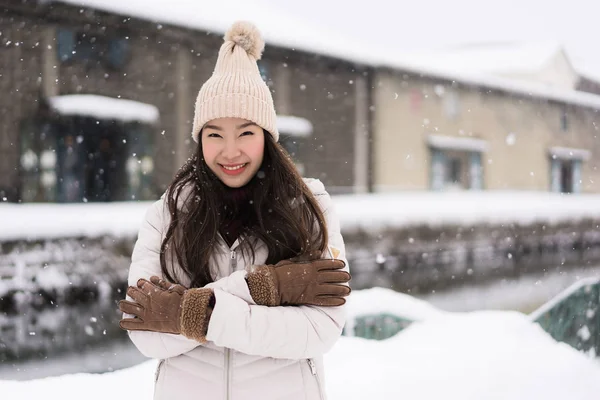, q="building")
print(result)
[0,0,369,203]
[372,44,600,193]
